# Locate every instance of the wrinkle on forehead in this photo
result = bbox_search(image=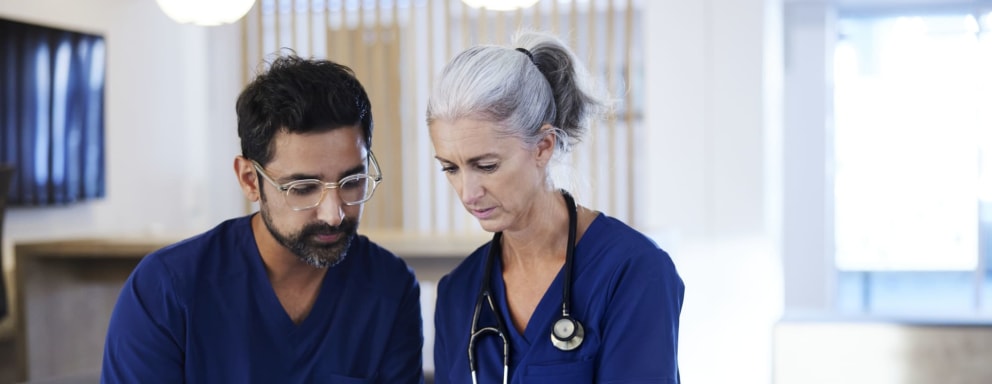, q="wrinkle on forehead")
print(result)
[430,119,528,162]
